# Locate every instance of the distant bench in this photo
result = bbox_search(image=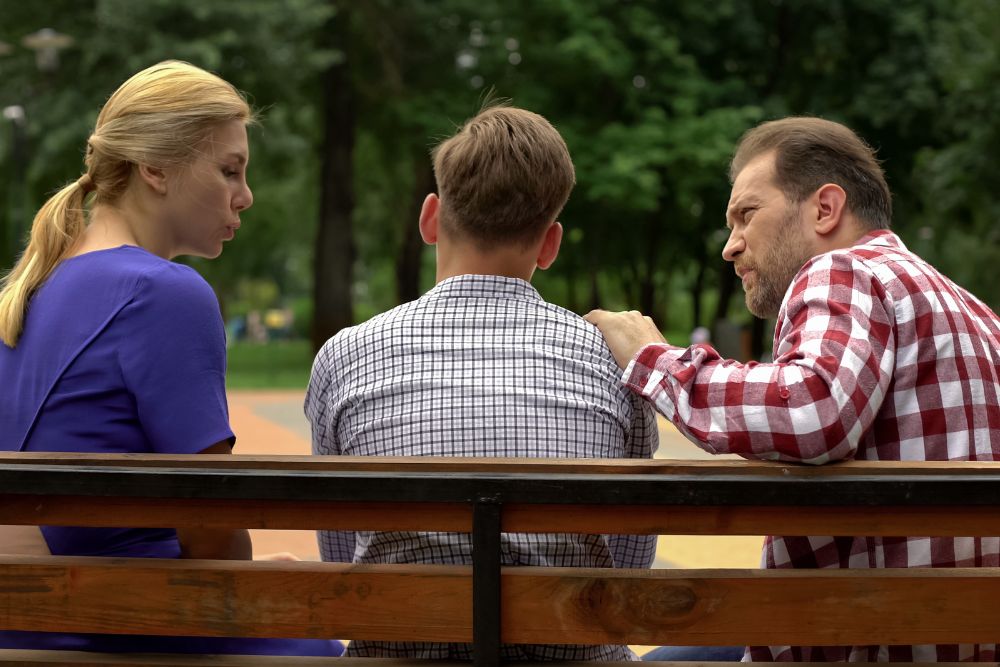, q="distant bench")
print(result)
[2,453,1000,666]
